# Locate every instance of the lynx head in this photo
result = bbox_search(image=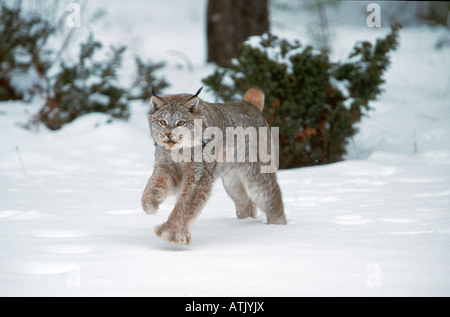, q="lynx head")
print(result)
[148,87,203,150]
